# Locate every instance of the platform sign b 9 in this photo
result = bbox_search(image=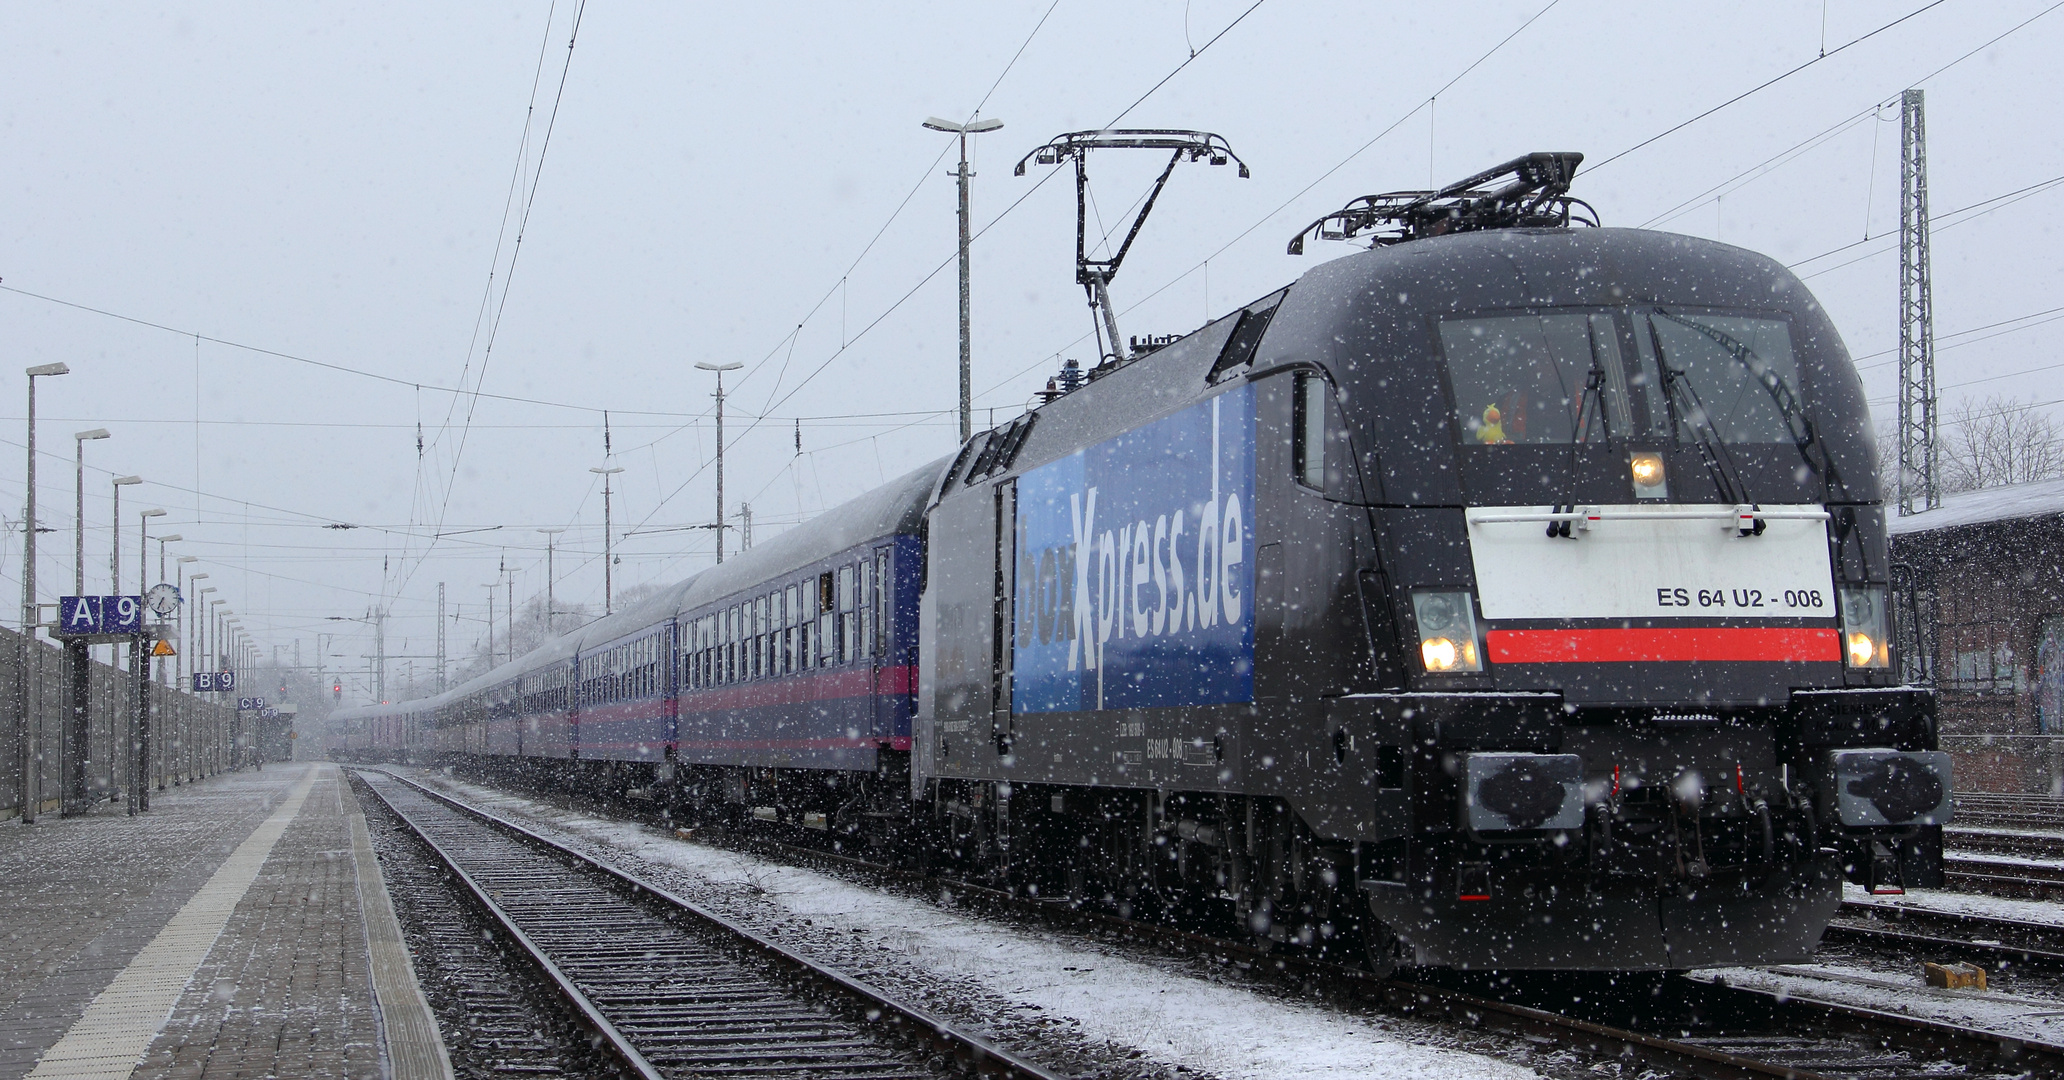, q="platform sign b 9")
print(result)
[194,671,236,692]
